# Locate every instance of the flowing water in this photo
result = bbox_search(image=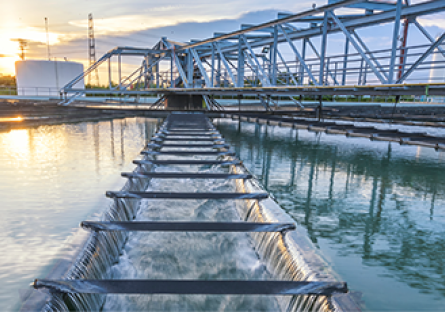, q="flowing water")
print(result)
[216,119,445,312]
[102,158,280,312]
[0,117,158,311]
[2,115,445,312]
